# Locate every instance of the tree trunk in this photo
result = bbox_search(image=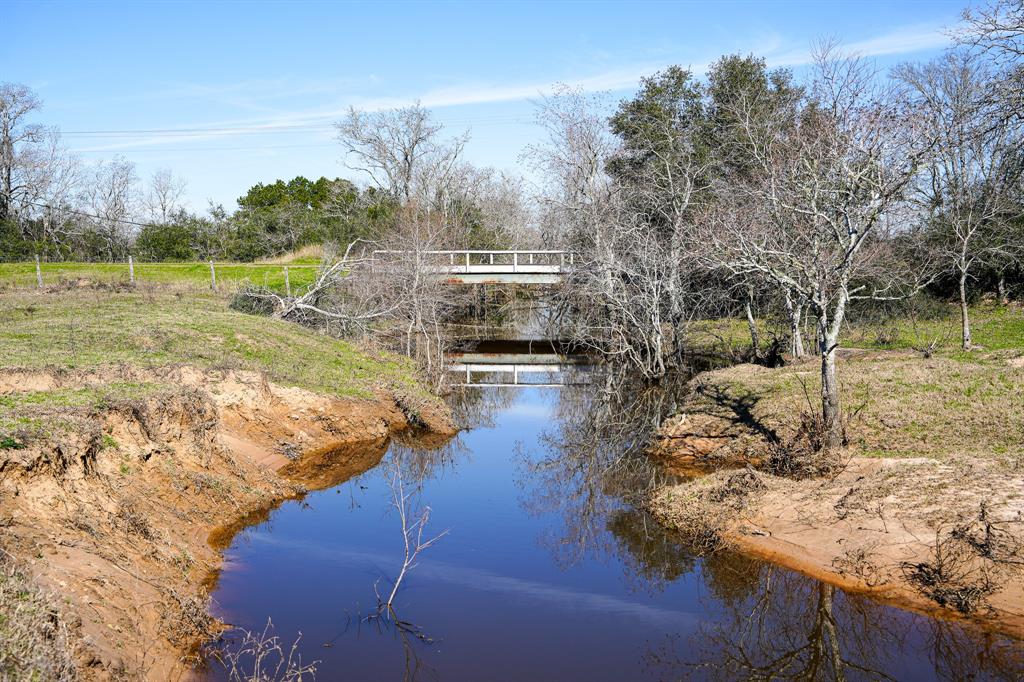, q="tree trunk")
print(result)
[745,287,760,361]
[959,268,972,351]
[997,274,1008,306]
[785,289,804,358]
[820,342,843,451]
[817,294,846,455]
